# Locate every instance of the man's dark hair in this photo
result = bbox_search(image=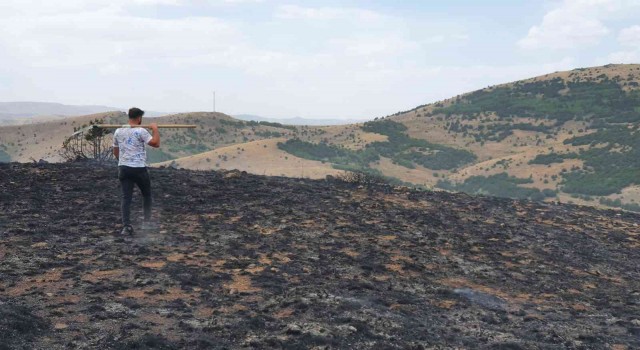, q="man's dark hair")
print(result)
[128,107,145,119]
